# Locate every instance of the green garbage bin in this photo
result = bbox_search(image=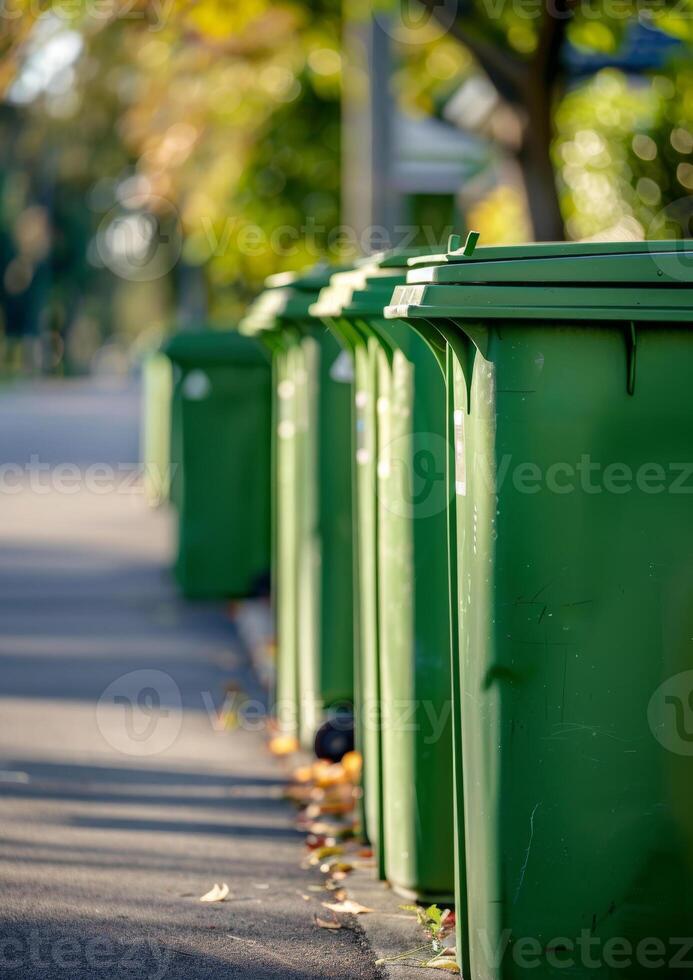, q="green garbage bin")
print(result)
[387,237,693,978]
[164,330,271,599]
[313,249,456,902]
[241,291,302,739]
[241,268,355,753]
[141,350,173,507]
